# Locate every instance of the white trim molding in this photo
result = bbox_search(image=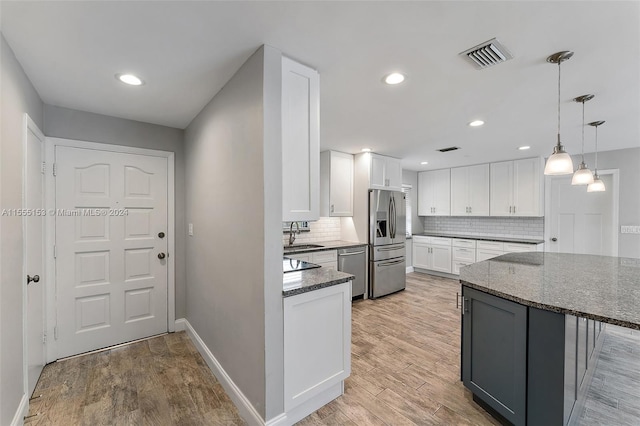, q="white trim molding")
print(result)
[179,319,266,426]
[10,393,28,426]
[406,266,414,273]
